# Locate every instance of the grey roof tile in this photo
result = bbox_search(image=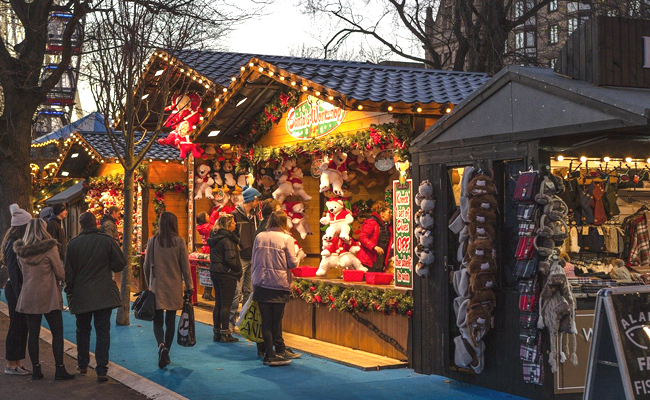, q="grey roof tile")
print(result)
[169,50,489,106]
[77,131,181,160]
